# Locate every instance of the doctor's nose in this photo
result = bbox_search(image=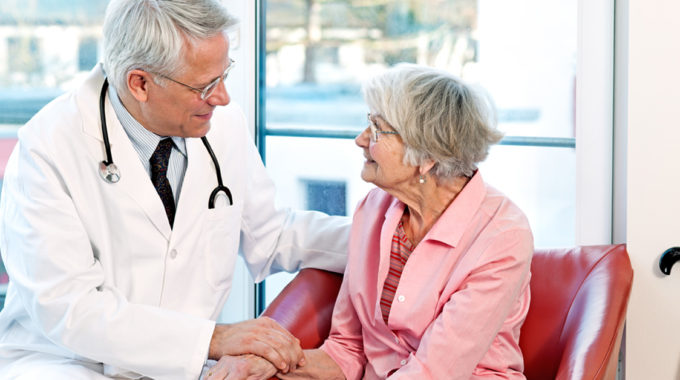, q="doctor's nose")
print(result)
[207,80,230,106]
